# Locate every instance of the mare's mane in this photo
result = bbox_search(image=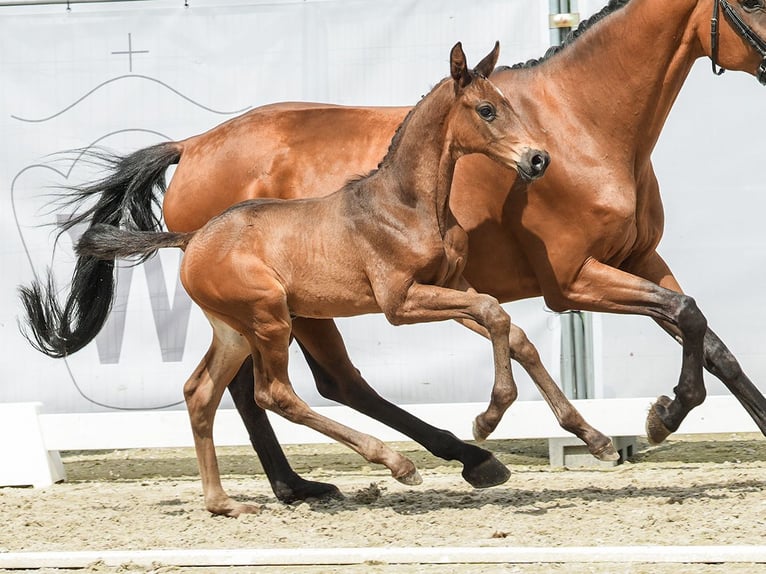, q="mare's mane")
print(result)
[495,0,631,72]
